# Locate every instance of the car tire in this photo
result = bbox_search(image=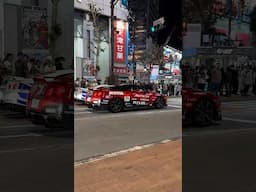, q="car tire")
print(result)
[192,98,214,126]
[108,98,124,113]
[154,97,165,109]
